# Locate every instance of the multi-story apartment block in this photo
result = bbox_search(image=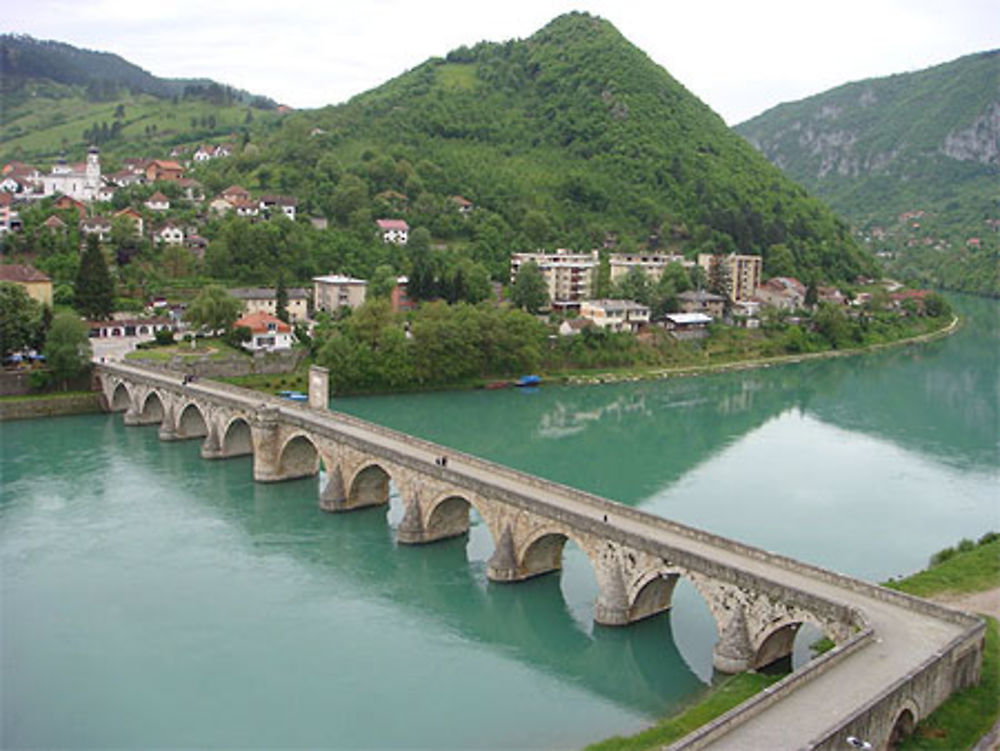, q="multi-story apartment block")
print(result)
[510,249,599,309]
[696,253,762,302]
[313,274,368,313]
[608,252,692,284]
